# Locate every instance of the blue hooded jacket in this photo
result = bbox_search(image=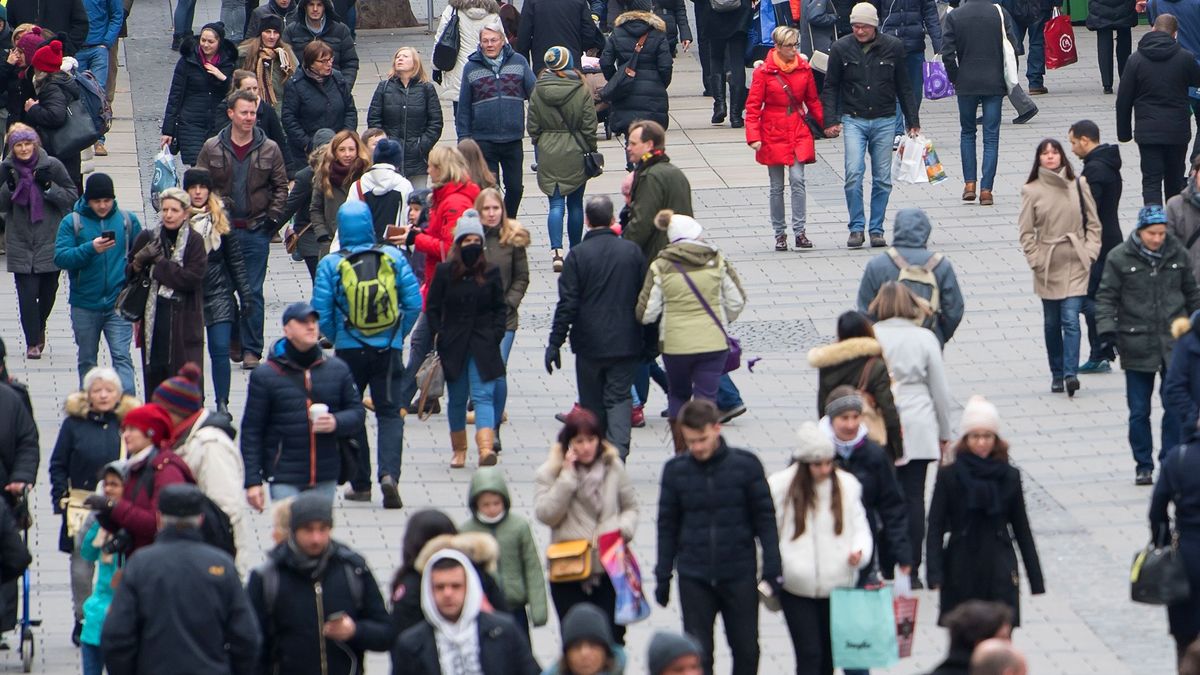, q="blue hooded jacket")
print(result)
[312,201,423,351]
[53,198,143,312]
